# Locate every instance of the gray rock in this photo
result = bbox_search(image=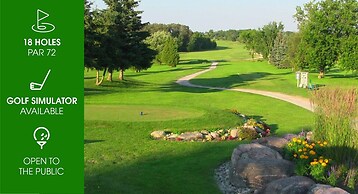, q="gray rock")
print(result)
[204,134,213,141]
[231,143,282,167]
[178,132,203,141]
[150,131,166,139]
[282,134,298,141]
[308,184,350,194]
[210,132,219,139]
[253,137,288,153]
[167,134,178,140]
[200,130,209,135]
[259,176,315,194]
[230,129,239,138]
[230,158,295,189]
